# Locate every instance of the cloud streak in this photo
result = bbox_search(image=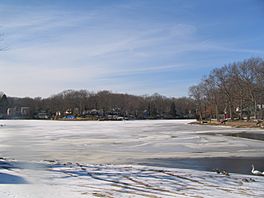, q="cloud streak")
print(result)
[0,1,263,97]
